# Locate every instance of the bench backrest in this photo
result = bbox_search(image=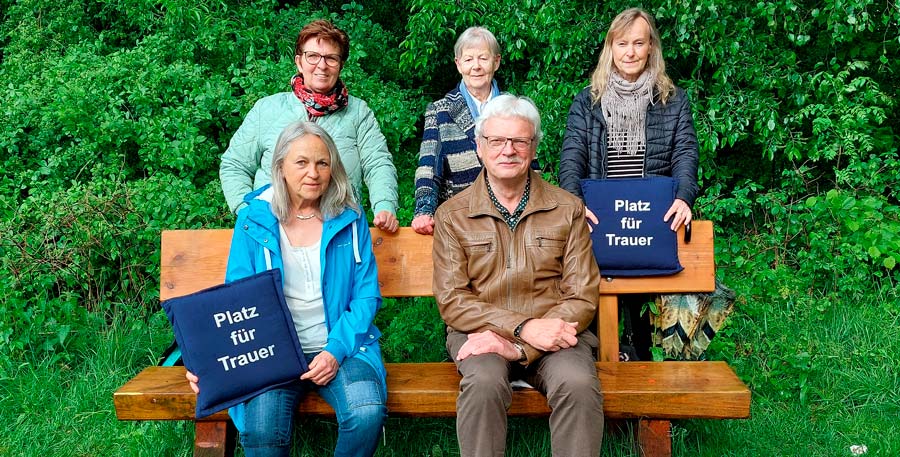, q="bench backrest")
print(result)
[160,222,715,362]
